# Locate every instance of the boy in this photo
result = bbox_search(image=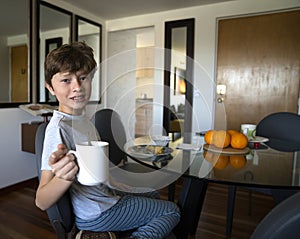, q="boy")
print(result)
[35,42,180,239]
